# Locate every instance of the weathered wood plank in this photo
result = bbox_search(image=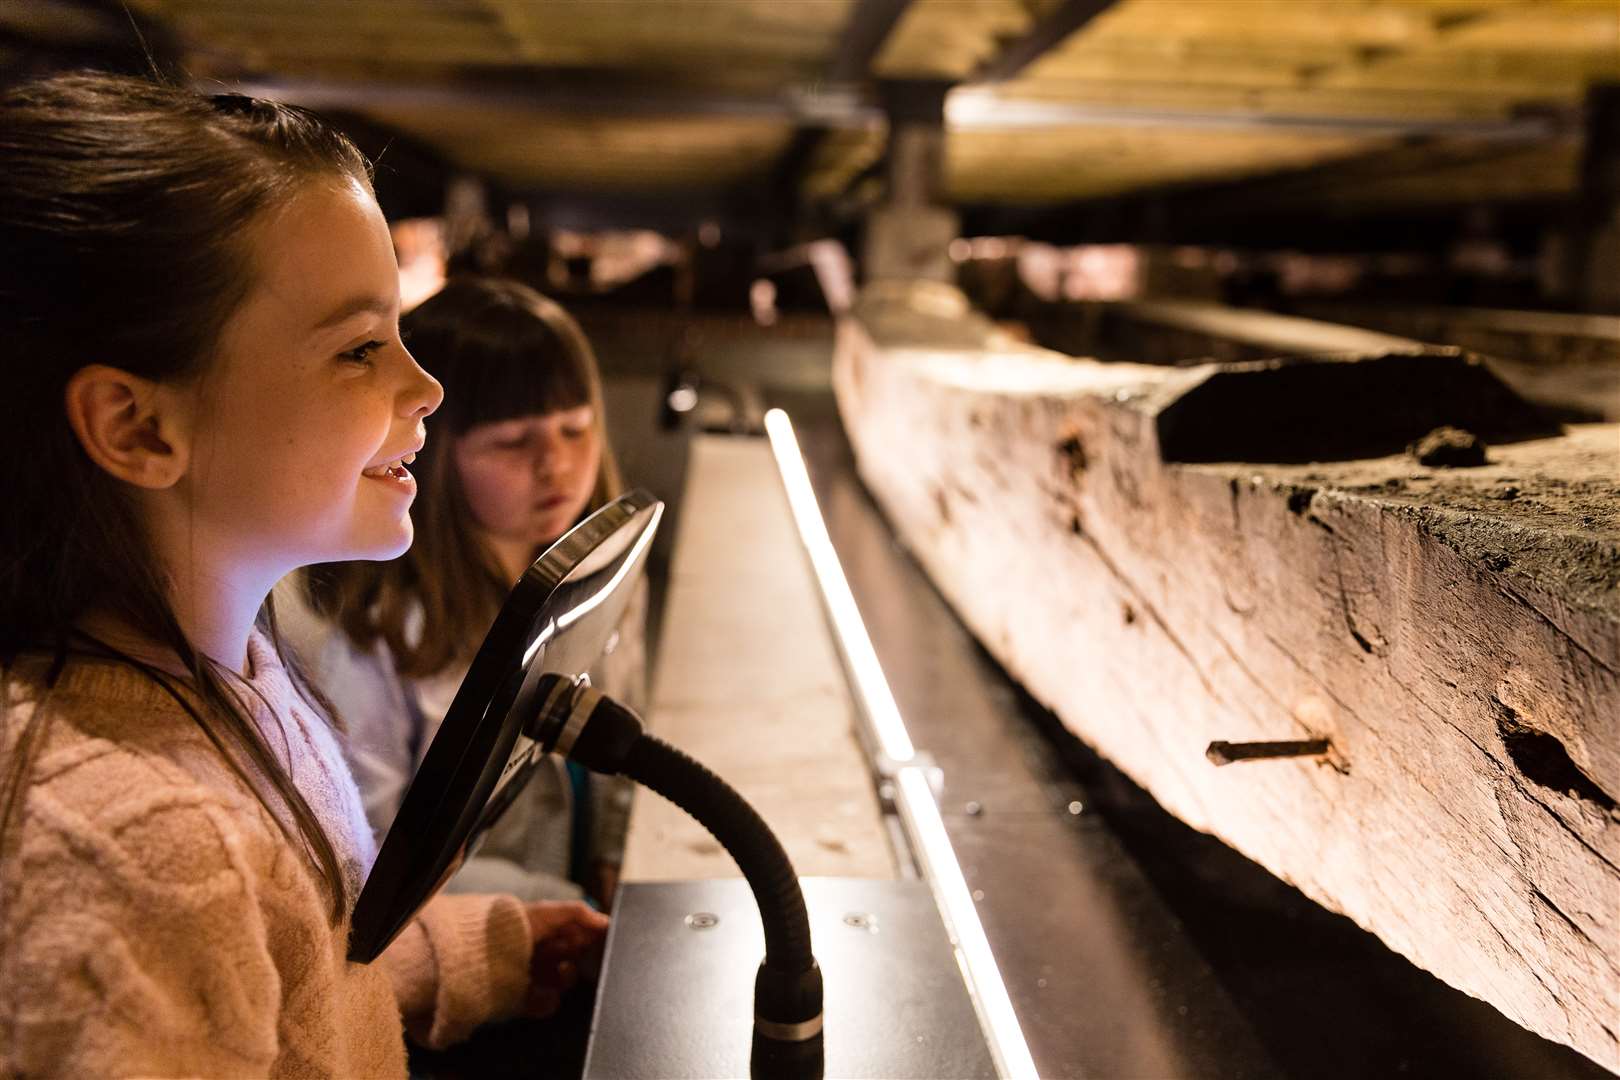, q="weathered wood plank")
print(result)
[833,282,1620,1071]
[1025,298,1620,425]
[946,125,1392,203]
[1296,302,1620,421]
